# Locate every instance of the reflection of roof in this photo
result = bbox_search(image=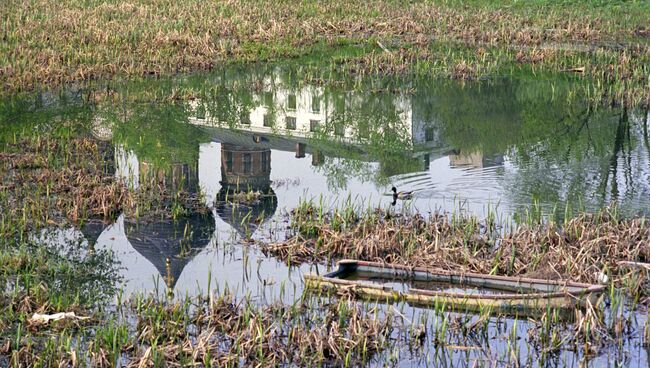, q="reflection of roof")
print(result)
[213,127,313,152]
[80,219,111,246]
[202,125,447,168]
[125,212,215,288]
[203,125,367,159]
[214,187,277,237]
